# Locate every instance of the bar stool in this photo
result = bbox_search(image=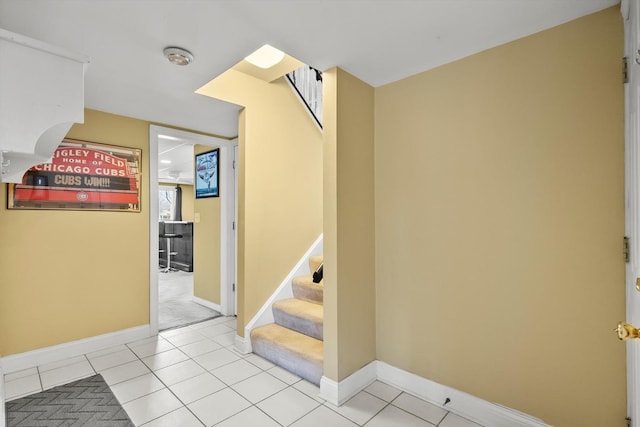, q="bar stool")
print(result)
[159,232,182,272]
